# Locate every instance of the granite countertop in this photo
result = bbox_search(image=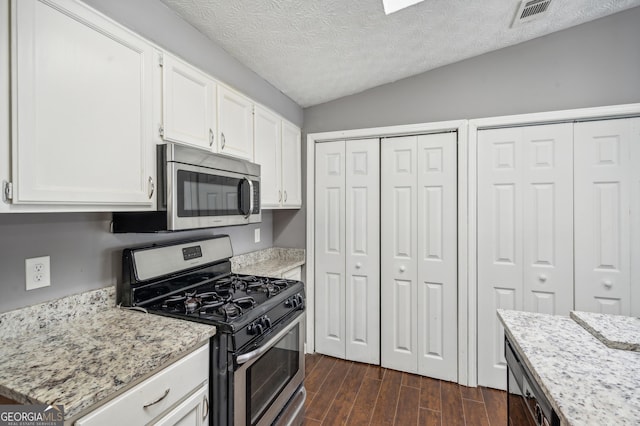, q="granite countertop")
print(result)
[0,287,216,420]
[231,247,305,278]
[570,311,640,352]
[498,309,640,425]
